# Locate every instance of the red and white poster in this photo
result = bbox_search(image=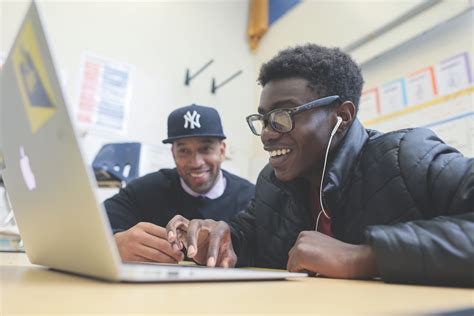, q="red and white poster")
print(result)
[358,88,380,121]
[406,67,438,106]
[76,52,134,133]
